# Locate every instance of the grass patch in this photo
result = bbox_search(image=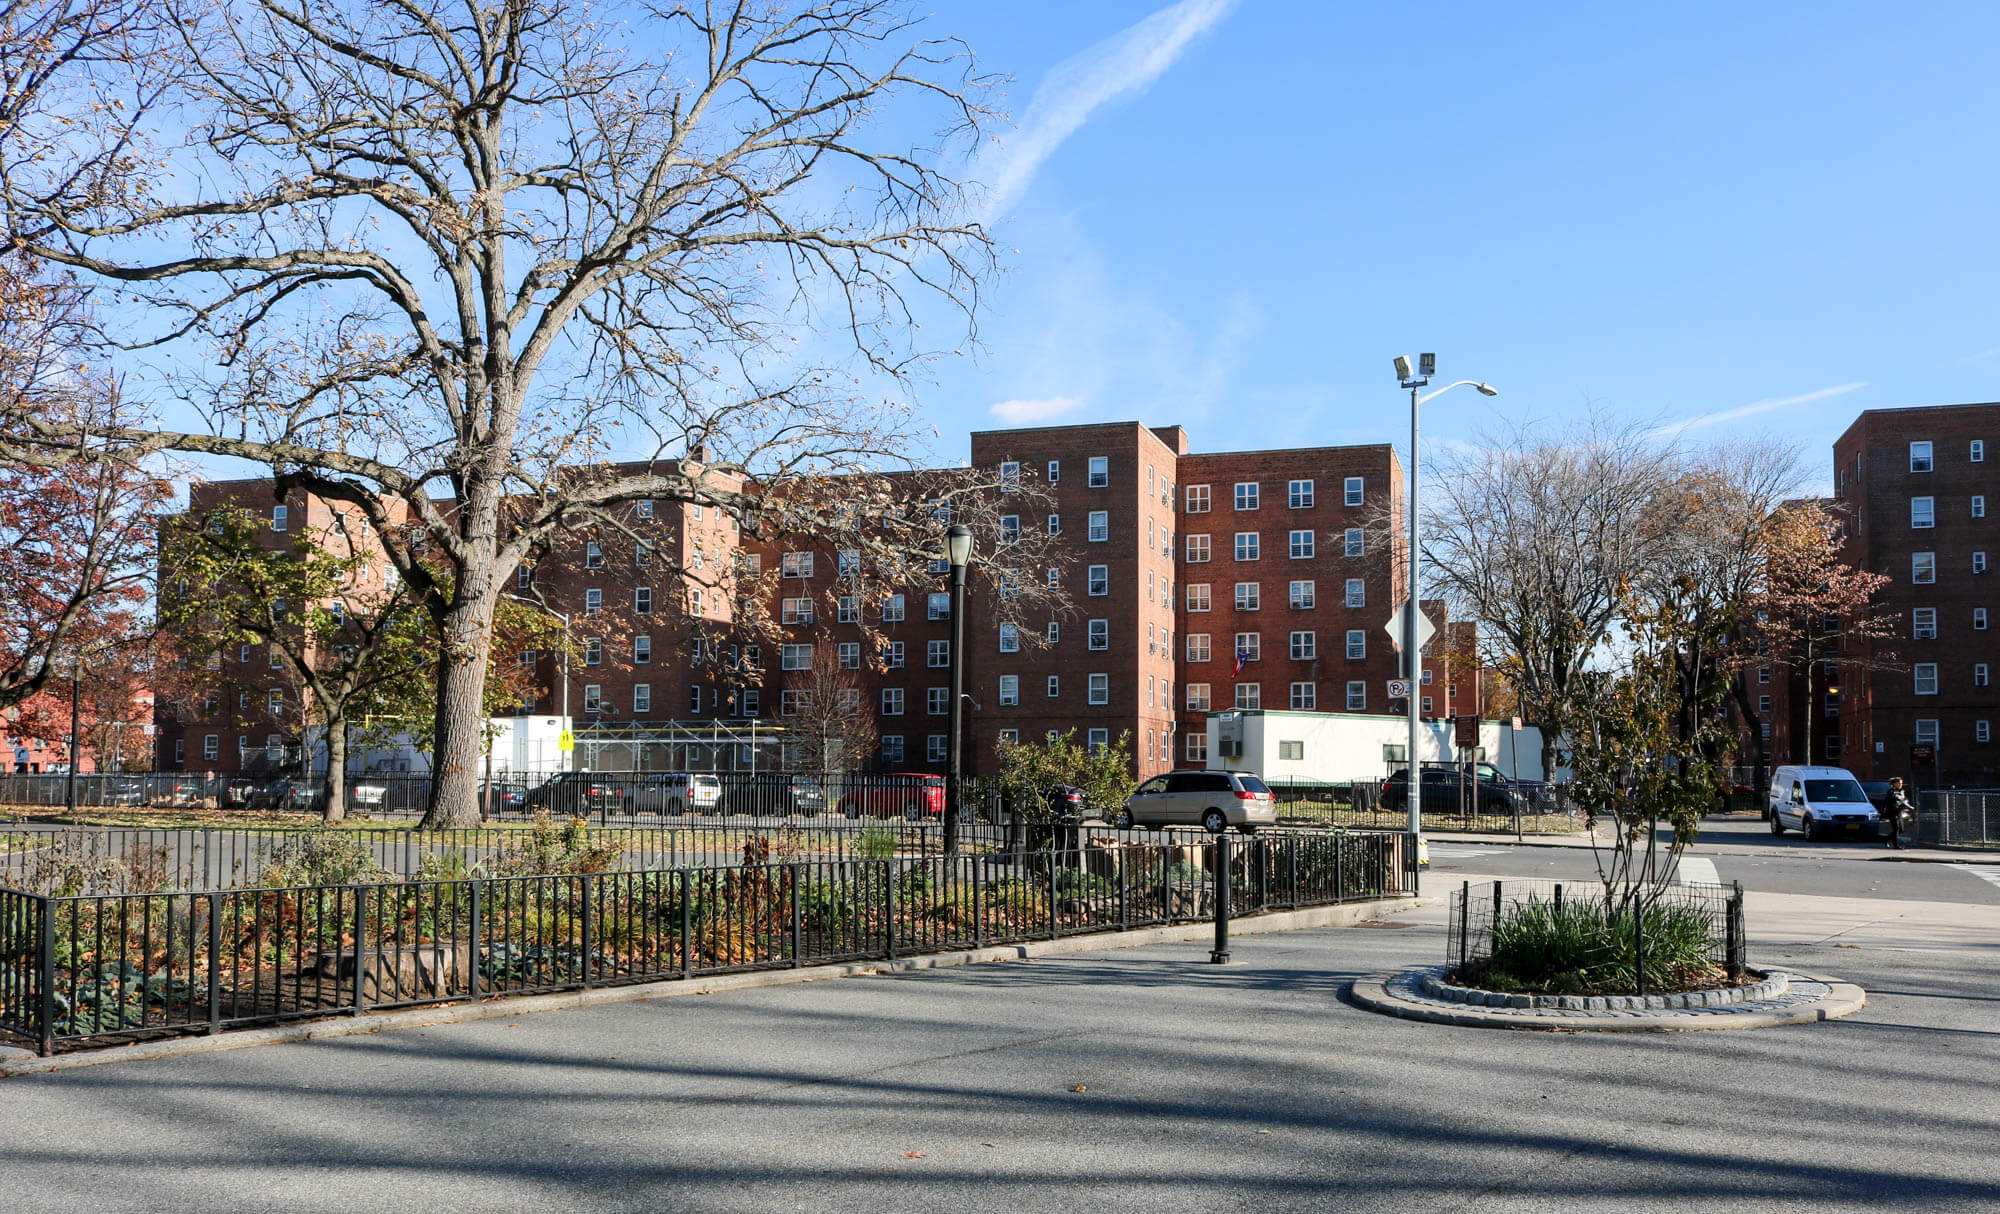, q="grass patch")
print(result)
[1454,894,1727,995]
